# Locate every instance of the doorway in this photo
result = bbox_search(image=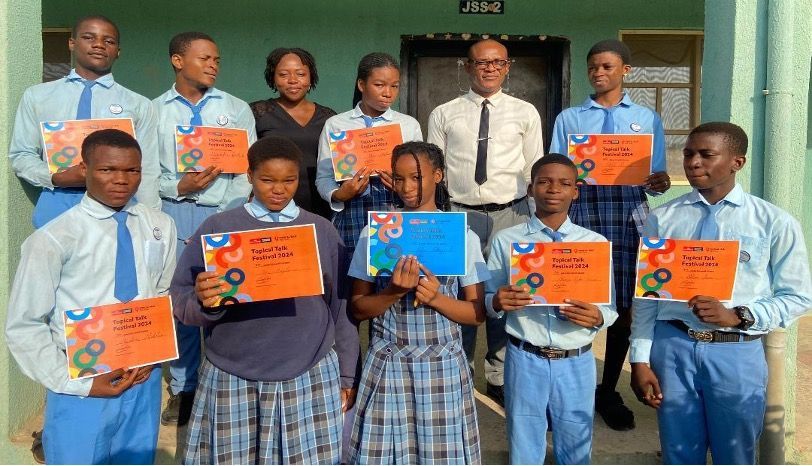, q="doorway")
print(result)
[400,34,569,150]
